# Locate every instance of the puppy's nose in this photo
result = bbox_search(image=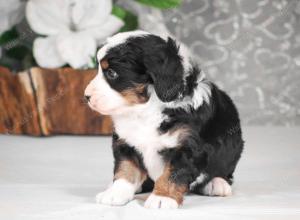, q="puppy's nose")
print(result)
[84,95,91,102]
